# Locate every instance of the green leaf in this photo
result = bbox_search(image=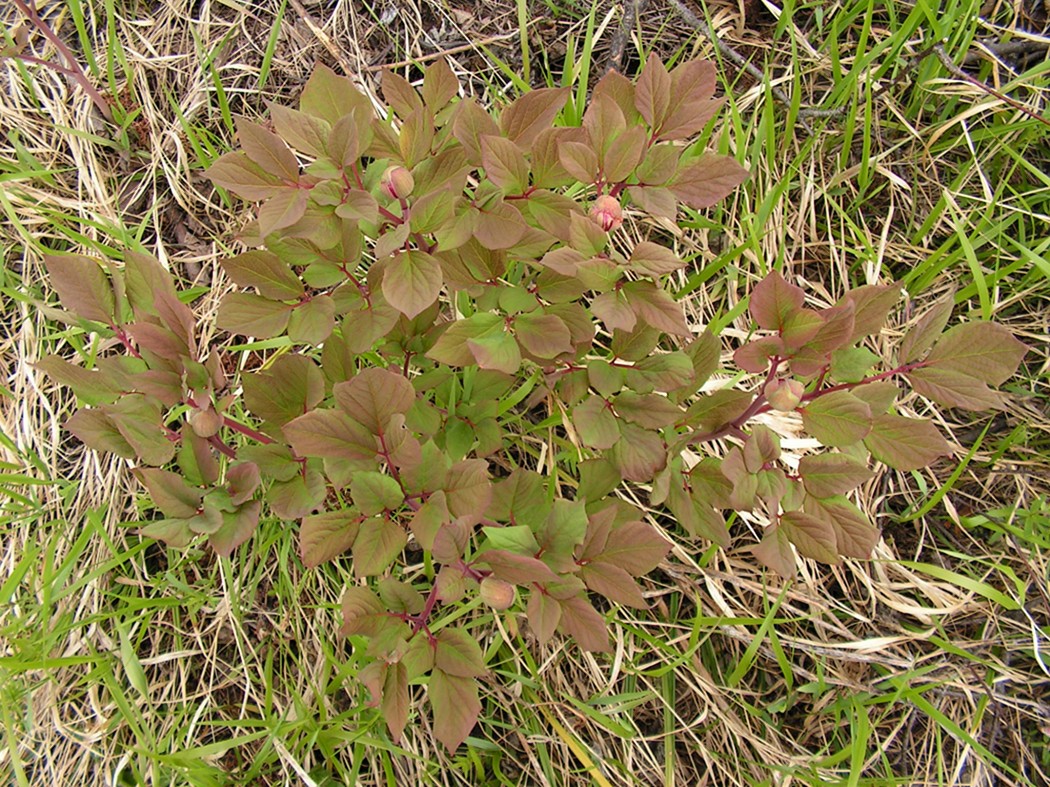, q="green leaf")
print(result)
[798,454,873,498]
[268,469,326,519]
[482,523,540,555]
[535,499,588,567]
[351,471,405,515]
[43,254,116,324]
[353,517,408,576]
[427,313,502,368]
[801,391,872,447]
[864,414,951,471]
[382,250,443,319]
[487,469,550,528]
[780,511,840,564]
[429,669,481,752]
[829,346,880,383]
[408,491,449,551]
[299,510,362,567]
